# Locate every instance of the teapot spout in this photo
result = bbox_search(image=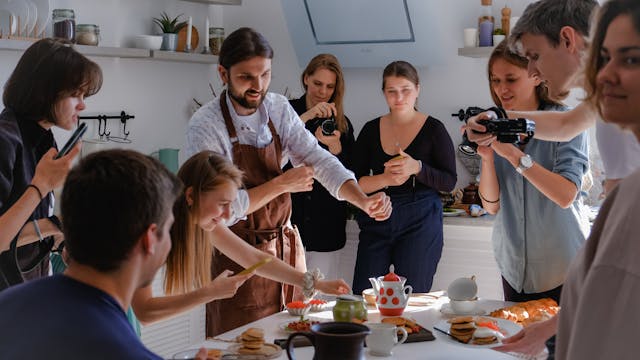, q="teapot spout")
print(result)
[369,277,380,292]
